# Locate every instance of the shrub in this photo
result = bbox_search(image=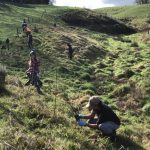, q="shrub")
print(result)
[142,103,150,115]
[83,89,95,95]
[125,69,135,78]
[61,92,69,101]
[121,38,132,43]
[112,83,130,97]
[66,141,80,150]
[0,64,7,89]
[80,73,91,81]
[131,42,138,47]
[58,66,70,74]
[117,69,135,78]
[80,83,96,92]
